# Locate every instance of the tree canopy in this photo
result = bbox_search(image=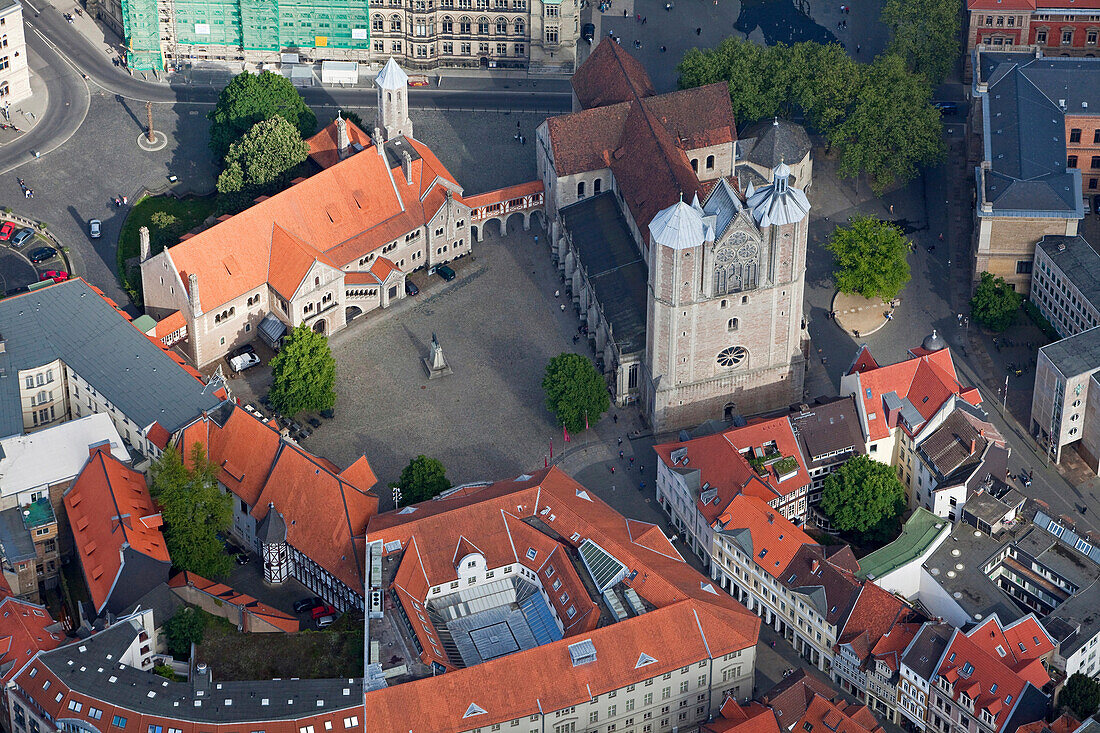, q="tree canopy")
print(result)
[542,353,610,434]
[391,455,452,505]
[164,606,207,660]
[150,444,233,579]
[970,271,1022,332]
[820,455,907,542]
[827,215,912,301]
[1060,673,1100,720]
[881,0,961,84]
[268,324,337,416]
[208,71,317,161]
[677,38,943,193]
[216,116,310,195]
[829,54,945,195]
